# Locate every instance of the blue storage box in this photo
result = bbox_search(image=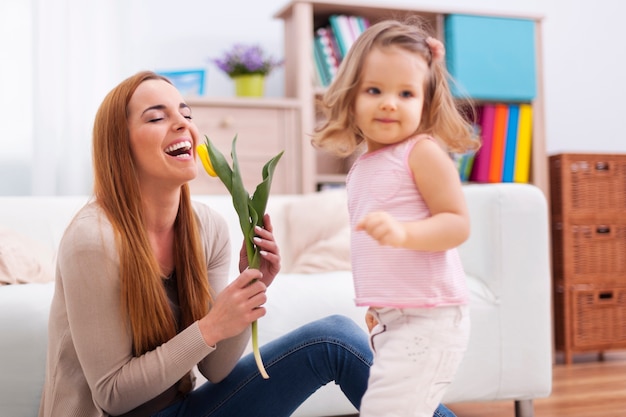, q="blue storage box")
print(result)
[445,14,537,101]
